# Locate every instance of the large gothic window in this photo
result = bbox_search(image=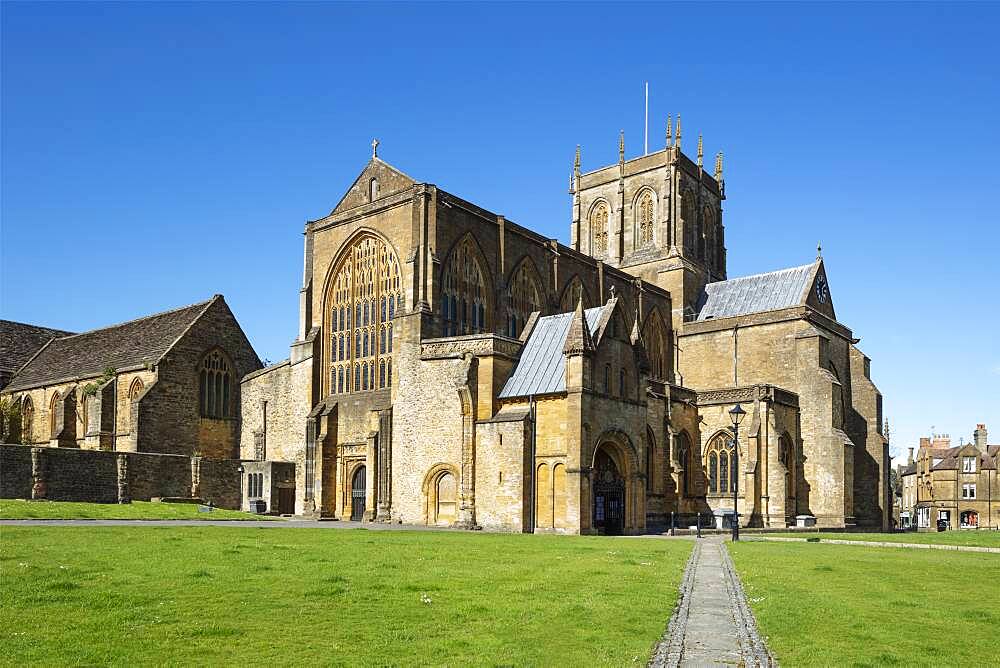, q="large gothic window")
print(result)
[559,276,589,312]
[643,309,669,380]
[199,350,233,418]
[591,202,609,255]
[441,236,489,337]
[507,259,543,338]
[636,191,654,248]
[705,431,737,495]
[327,234,403,394]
